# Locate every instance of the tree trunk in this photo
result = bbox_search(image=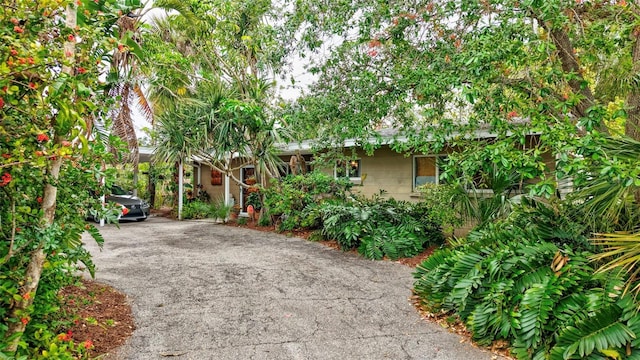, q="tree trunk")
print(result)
[4,5,75,353]
[534,13,610,135]
[548,28,609,134]
[5,157,64,352]
[172,162,179,210]
[148,167,156,209]
[625,27,640,142]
